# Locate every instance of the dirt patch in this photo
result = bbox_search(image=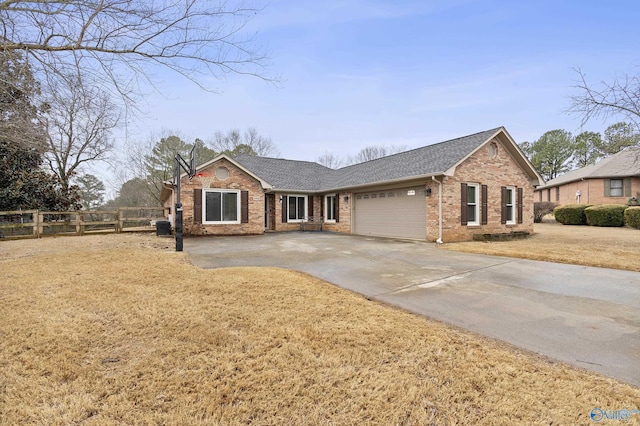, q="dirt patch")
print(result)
[1,234,639,425]
[442,222,640,271]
